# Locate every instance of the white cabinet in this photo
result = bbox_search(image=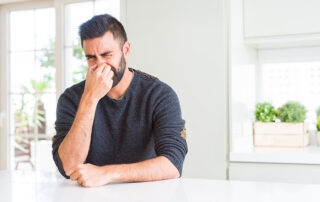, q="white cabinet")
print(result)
[243,0,320,48]
[244,0,320,38]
